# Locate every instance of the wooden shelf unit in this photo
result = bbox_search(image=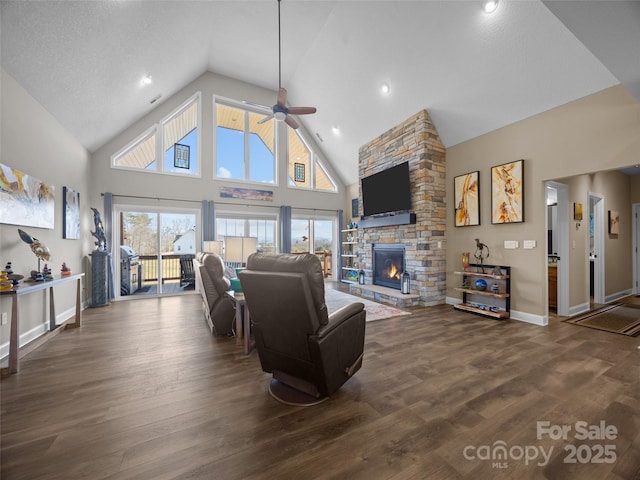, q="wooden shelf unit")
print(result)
[453,264,511,319]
